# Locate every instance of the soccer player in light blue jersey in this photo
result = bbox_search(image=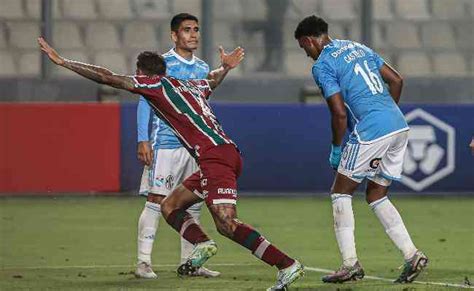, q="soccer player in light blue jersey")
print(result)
[135,13,232,279]
[294,16,428,284]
